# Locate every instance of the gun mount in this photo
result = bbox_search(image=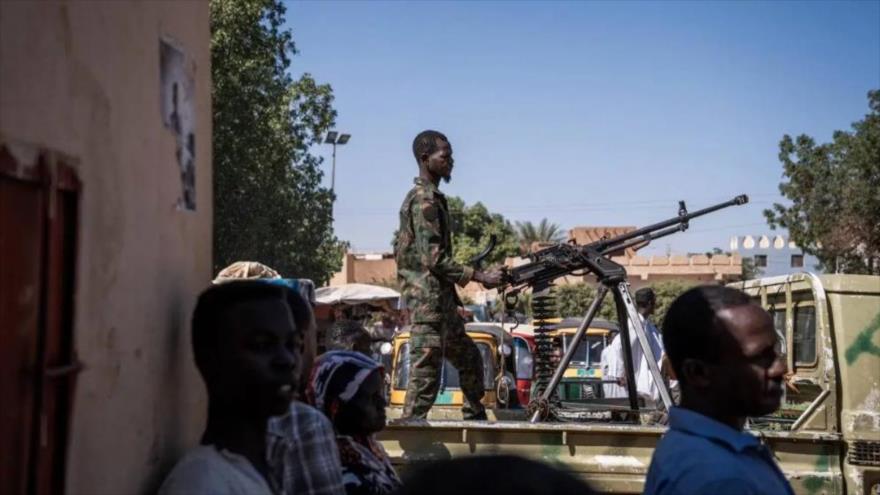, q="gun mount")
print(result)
[486,194,749,422]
